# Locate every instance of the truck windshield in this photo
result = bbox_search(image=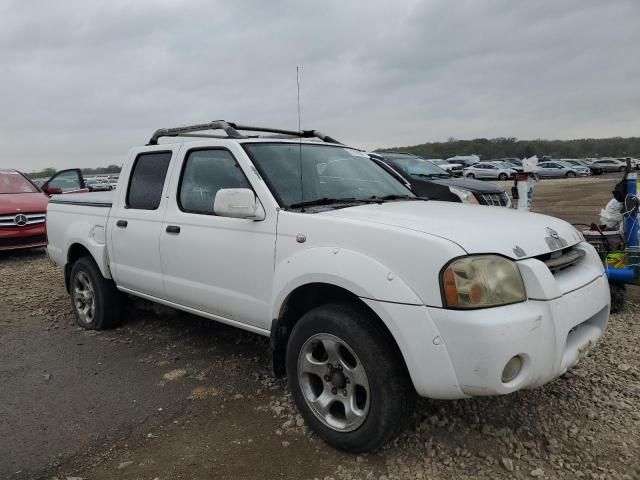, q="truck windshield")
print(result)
[0,171,39,194]
[244,143,415,208]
